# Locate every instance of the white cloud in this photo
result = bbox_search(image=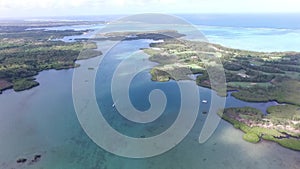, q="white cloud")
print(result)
[0,0,300,18]
[70,0,89,7]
